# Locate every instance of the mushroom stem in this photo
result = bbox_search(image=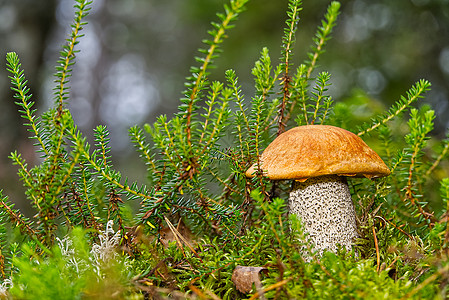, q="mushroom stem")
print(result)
[288,174,358,256]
